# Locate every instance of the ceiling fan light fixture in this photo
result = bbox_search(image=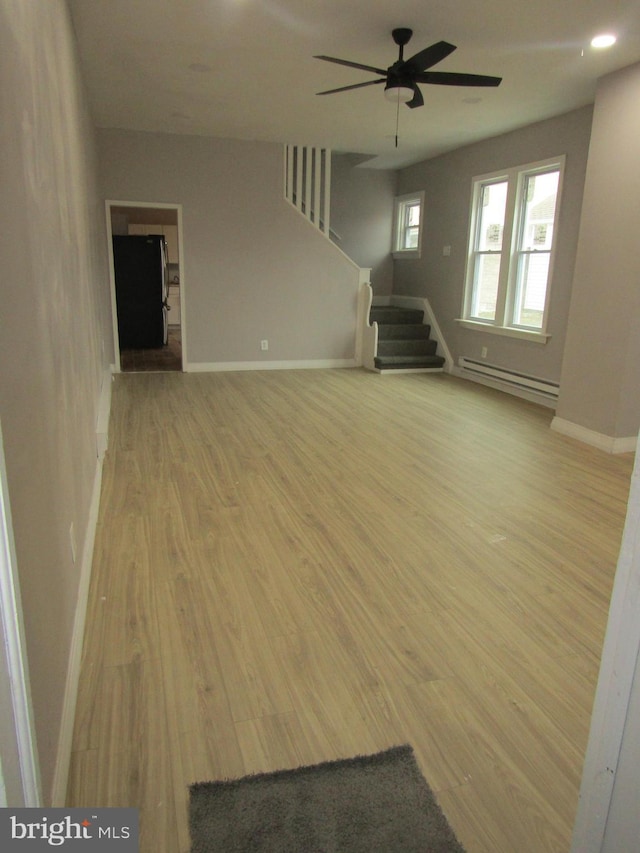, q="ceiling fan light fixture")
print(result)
[384,85,414,104]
